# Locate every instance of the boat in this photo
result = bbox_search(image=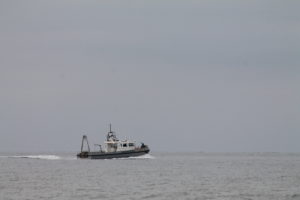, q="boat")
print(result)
[77,124,150,159]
